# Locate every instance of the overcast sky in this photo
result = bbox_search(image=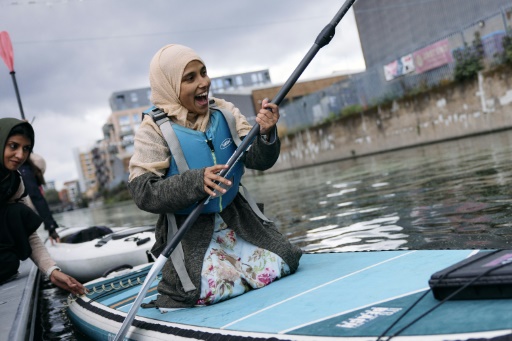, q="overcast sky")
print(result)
[0,0,365,189]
